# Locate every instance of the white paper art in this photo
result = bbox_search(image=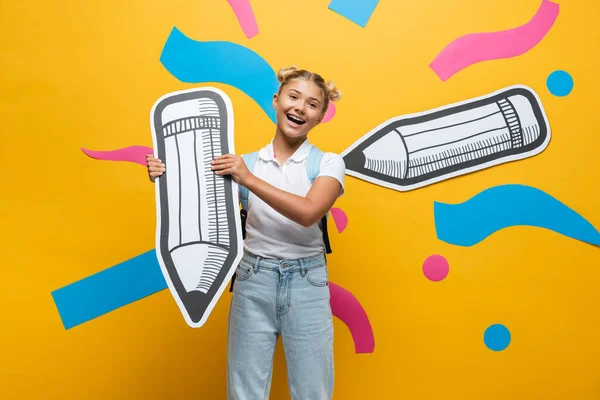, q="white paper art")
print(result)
[341,85,551,191]
[150,87,243,328]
